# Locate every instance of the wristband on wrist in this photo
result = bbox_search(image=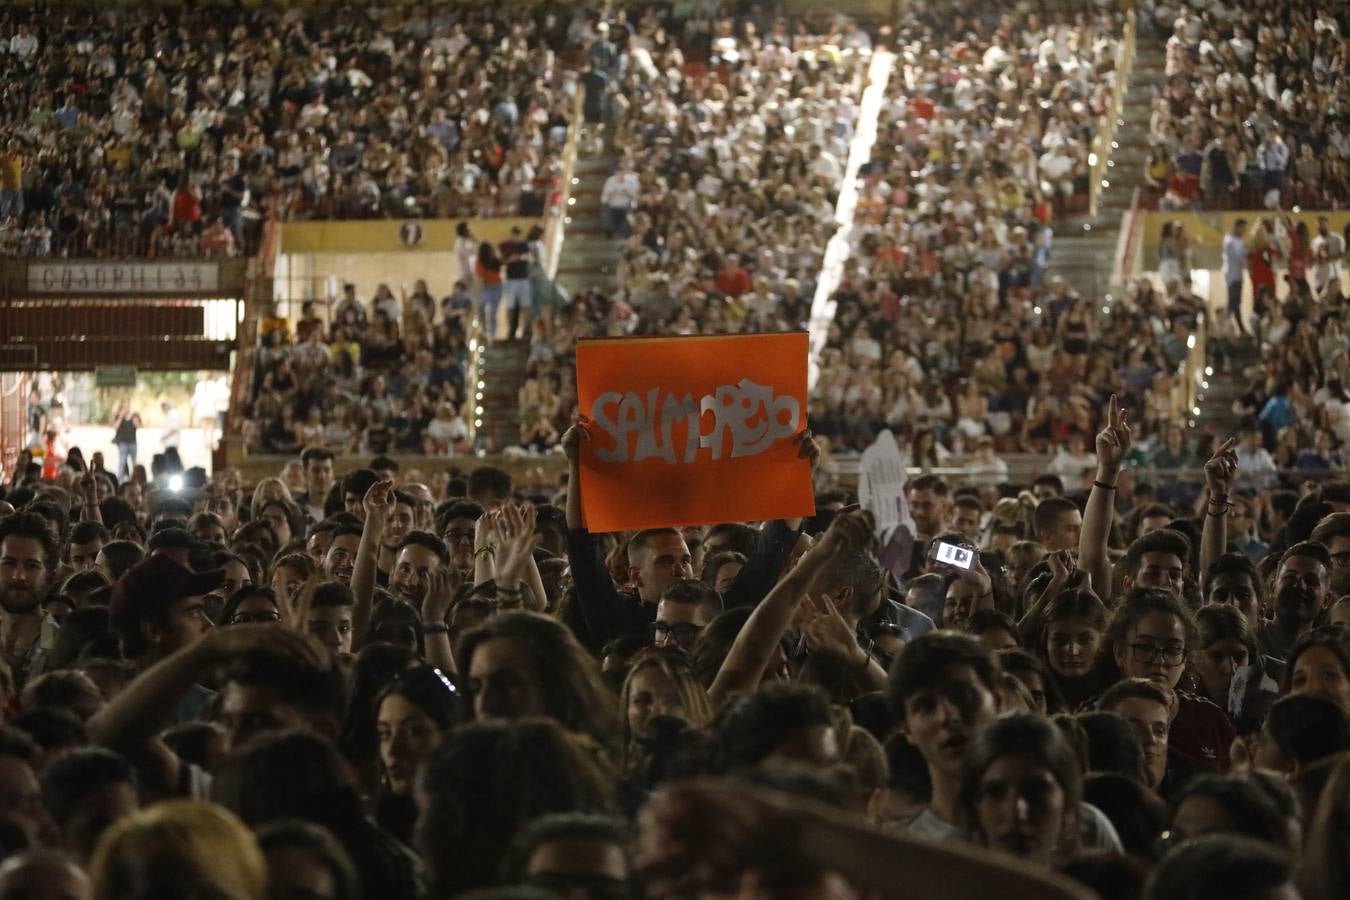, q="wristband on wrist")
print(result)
[474,546,496,558]
[1093,479,1116,491]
